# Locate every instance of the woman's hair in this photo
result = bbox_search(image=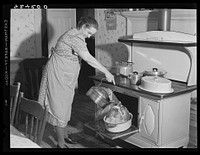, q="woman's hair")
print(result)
[77,16,98,30]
